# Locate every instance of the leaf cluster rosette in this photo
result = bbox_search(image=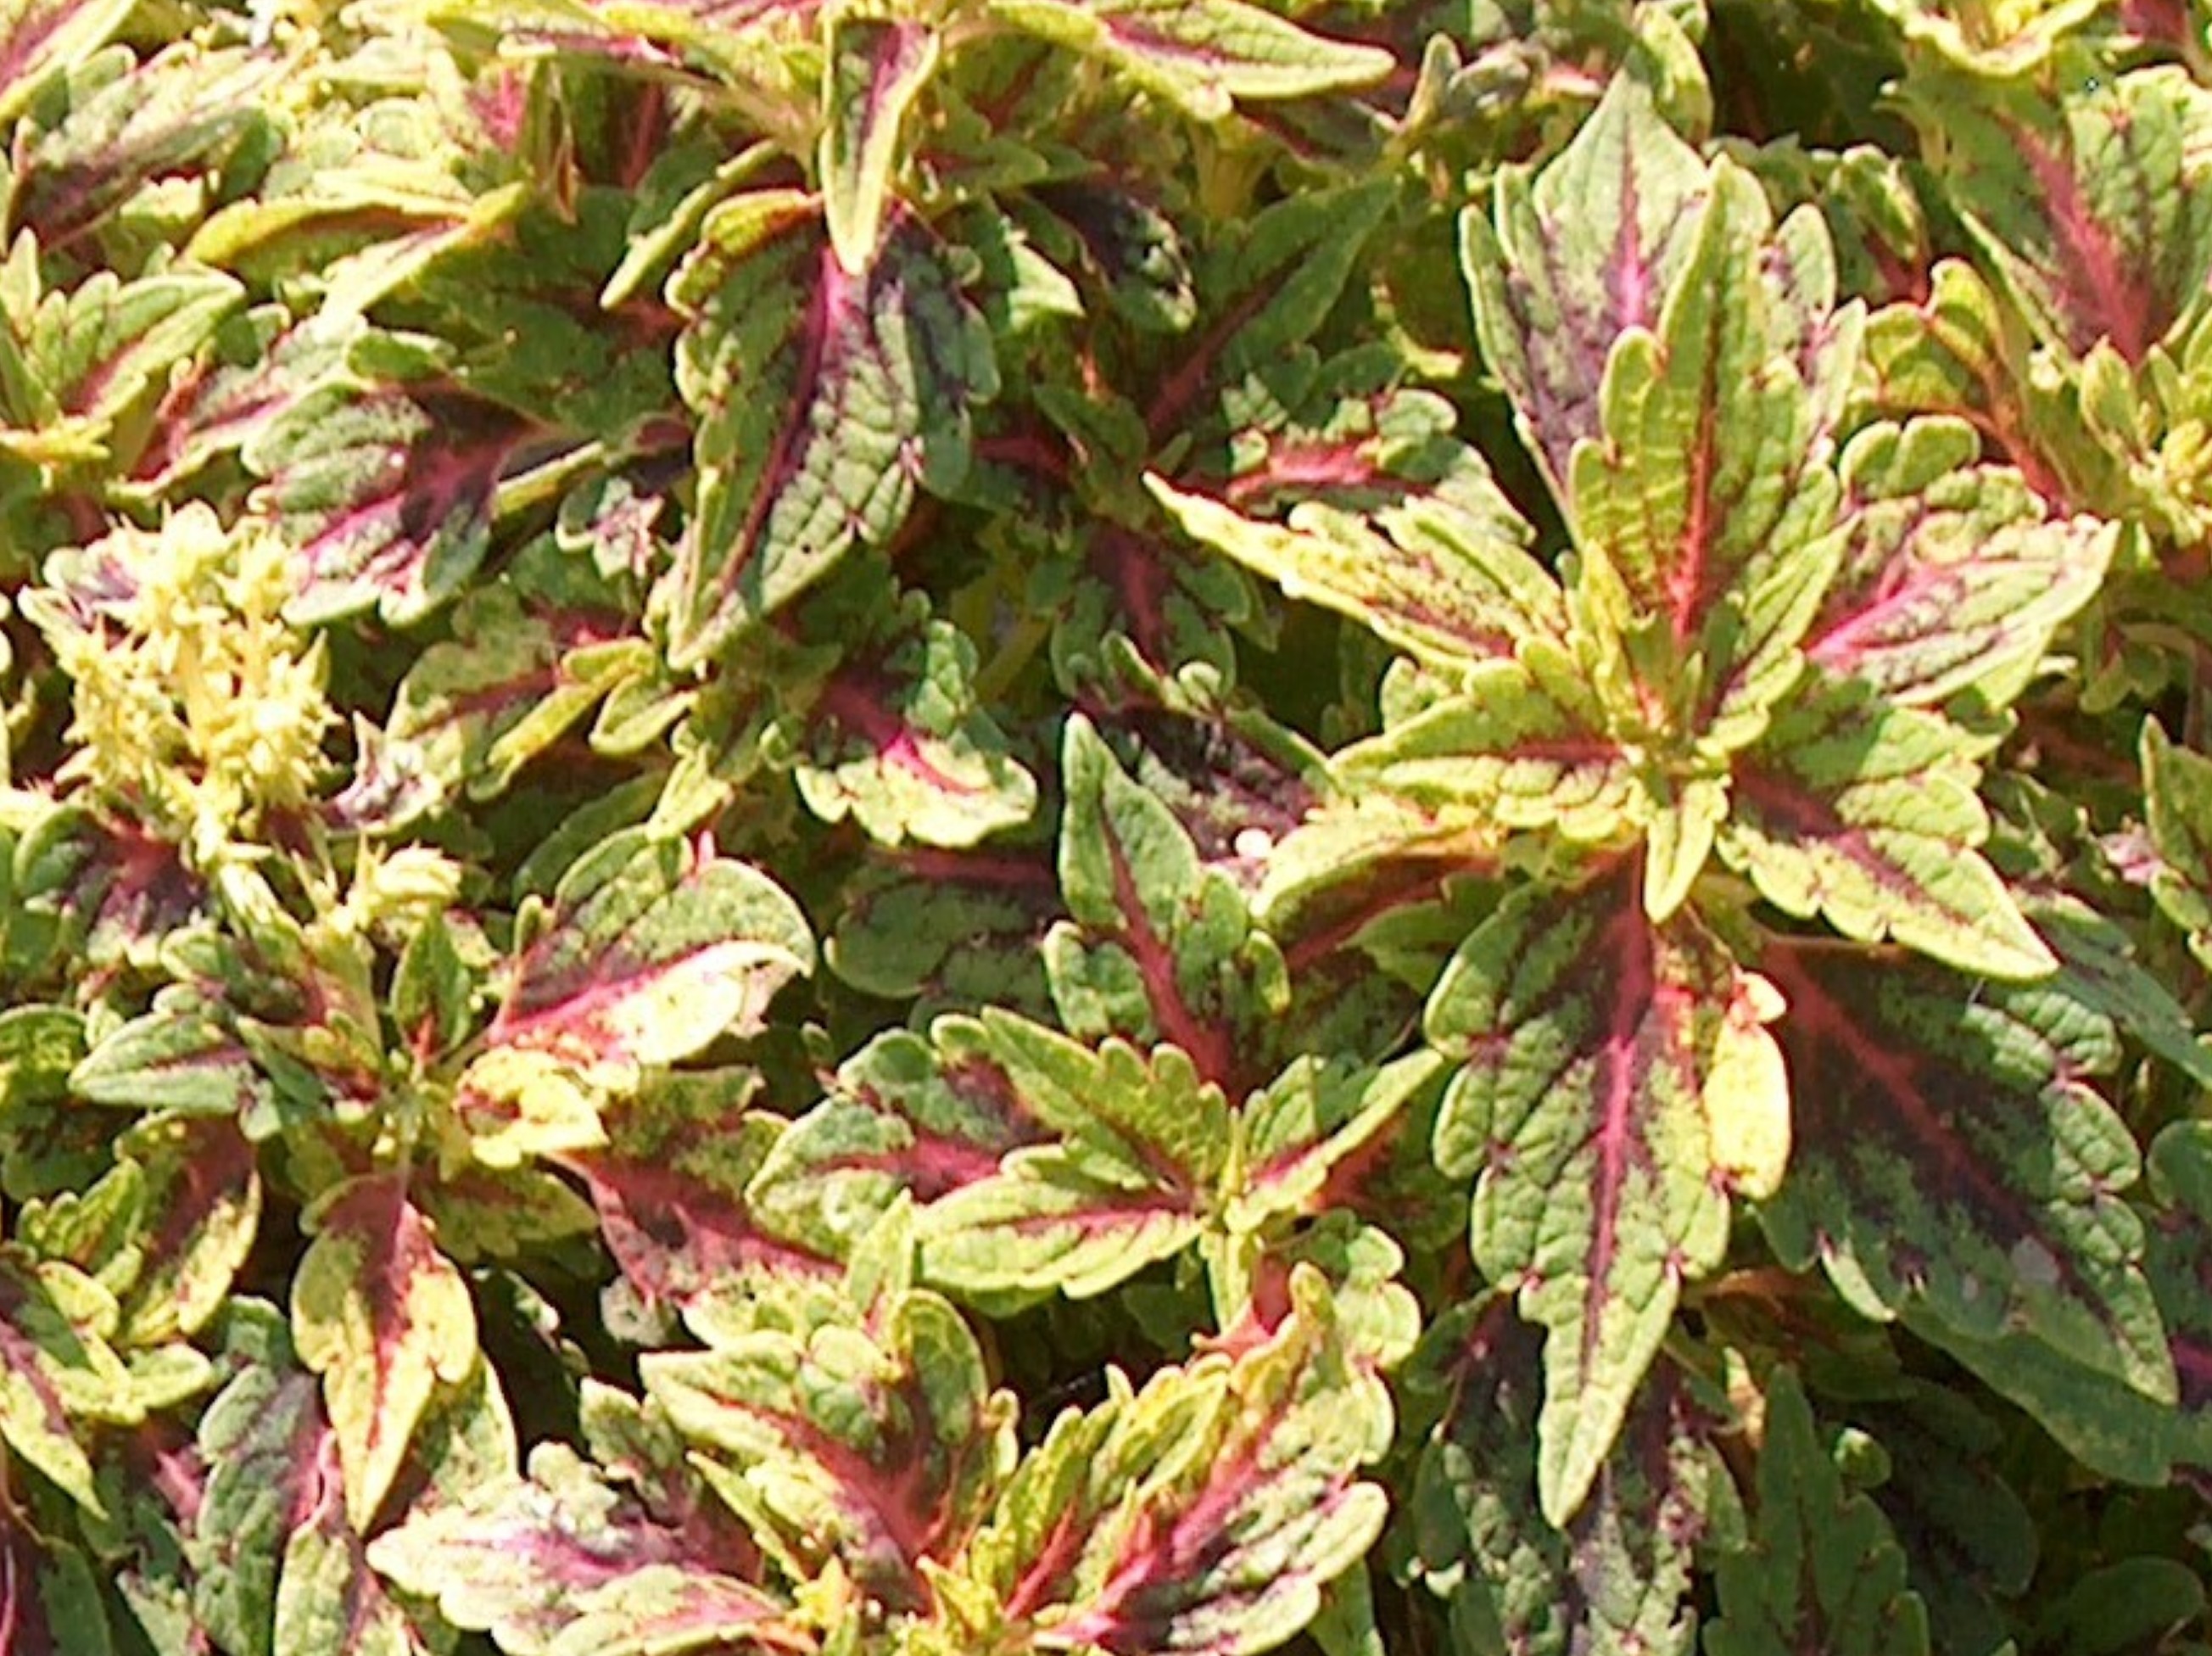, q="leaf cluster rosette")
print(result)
[0,3,2207,1655]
